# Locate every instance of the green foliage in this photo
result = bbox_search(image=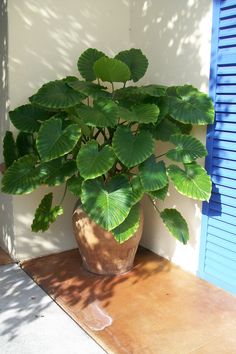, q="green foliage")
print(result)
[1,155,47,194]
[76,99,118,127]
[16,132,35,157]
[1,47,214,245]
[160,208,189,244]
[115,48,148,82]
[139,156,168,191]
[9,104,53,132]
[81,175,134,231]
[77,48,105,81]
[167,163,212,201]
[31,193,63,232]
[166,134,207,163]
[113,126,154,168]
[76,140,115,180]
[36,118,81,162]
[30,79,85,109]
[112,203,141,243]
[93,57,131,83]
[118,103,160,124]
[3,131,18,168]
